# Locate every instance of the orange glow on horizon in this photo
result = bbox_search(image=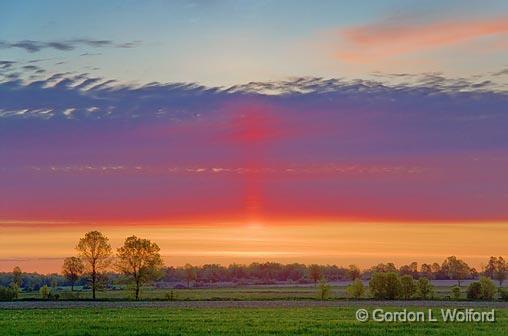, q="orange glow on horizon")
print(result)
[1,220,506,273]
